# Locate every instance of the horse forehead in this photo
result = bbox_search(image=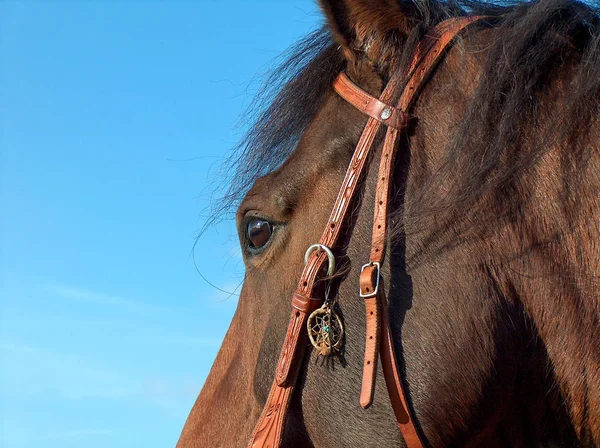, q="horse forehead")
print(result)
[242,163,311,217]
[244,130,359,216]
